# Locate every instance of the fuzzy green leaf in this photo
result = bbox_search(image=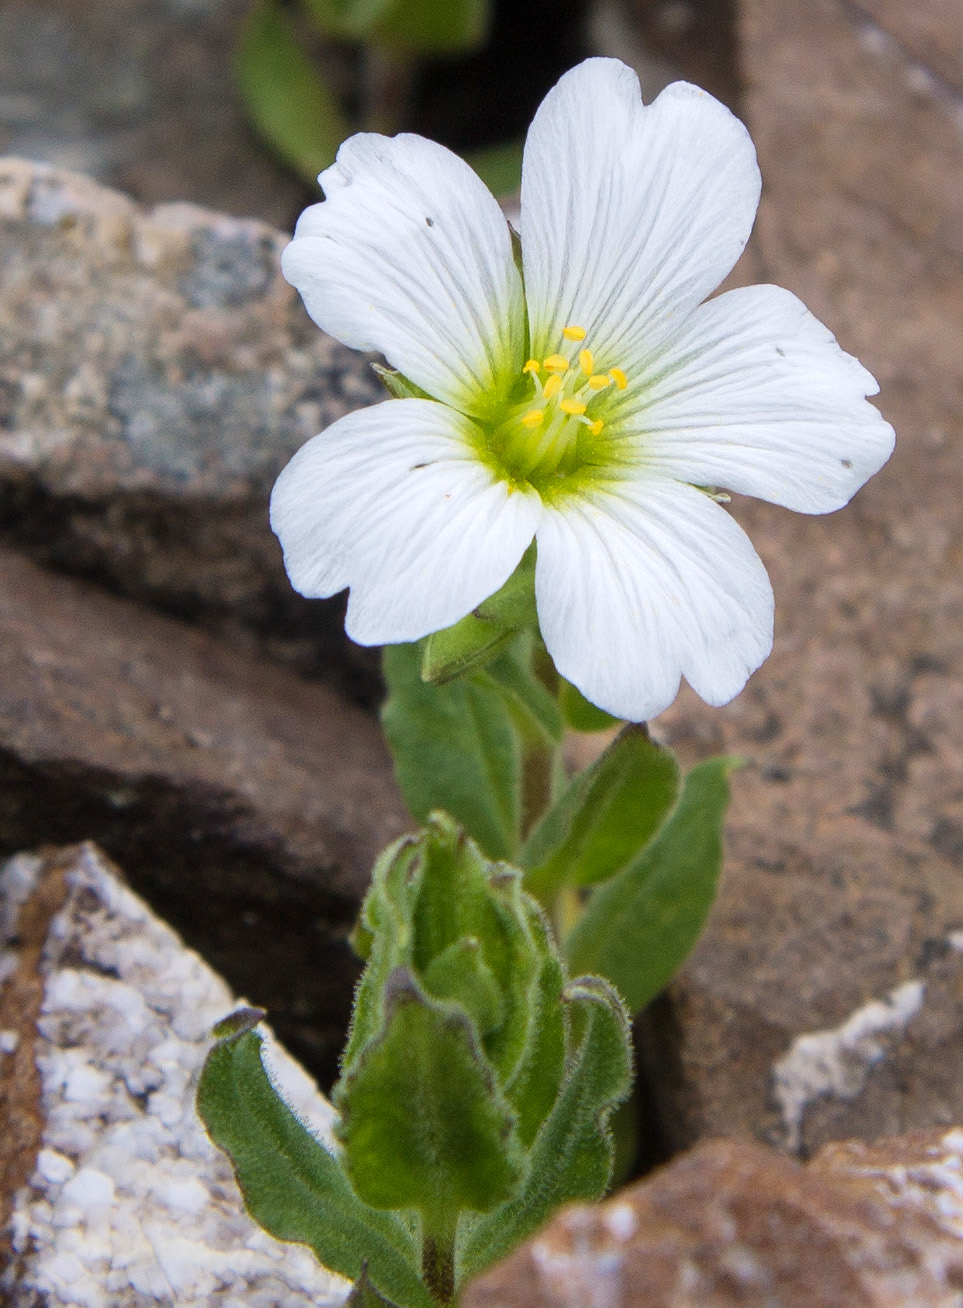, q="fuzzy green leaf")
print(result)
[382,643,523,859]
[565,757,737,1012]
[234,0,349,183]
[520,725,681,897]
[335,969,525,1224]
[347,1266,403,1308]
[461,976,632,1279]
[196,1027,432,1308]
